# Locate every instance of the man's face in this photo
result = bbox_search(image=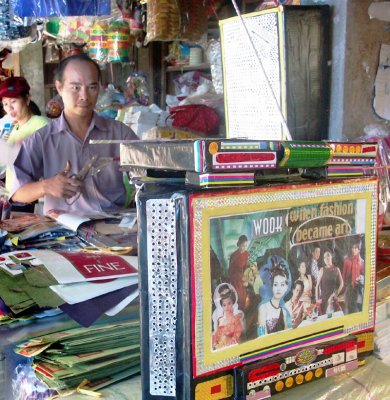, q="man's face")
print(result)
[313,247,321,260]
[238,240,248,253]
[352,244,360,256]
[55,60,100,119]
